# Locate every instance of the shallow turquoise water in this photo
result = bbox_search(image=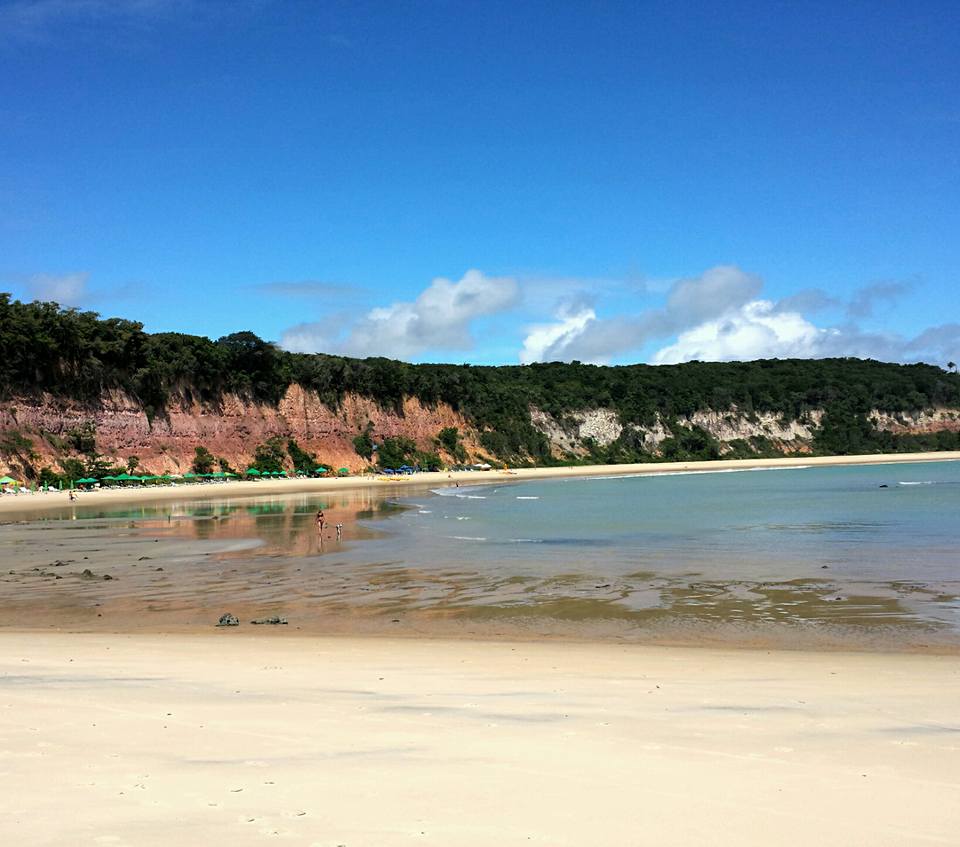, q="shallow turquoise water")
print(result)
[8,460,960,645]
[382,461,960,583]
